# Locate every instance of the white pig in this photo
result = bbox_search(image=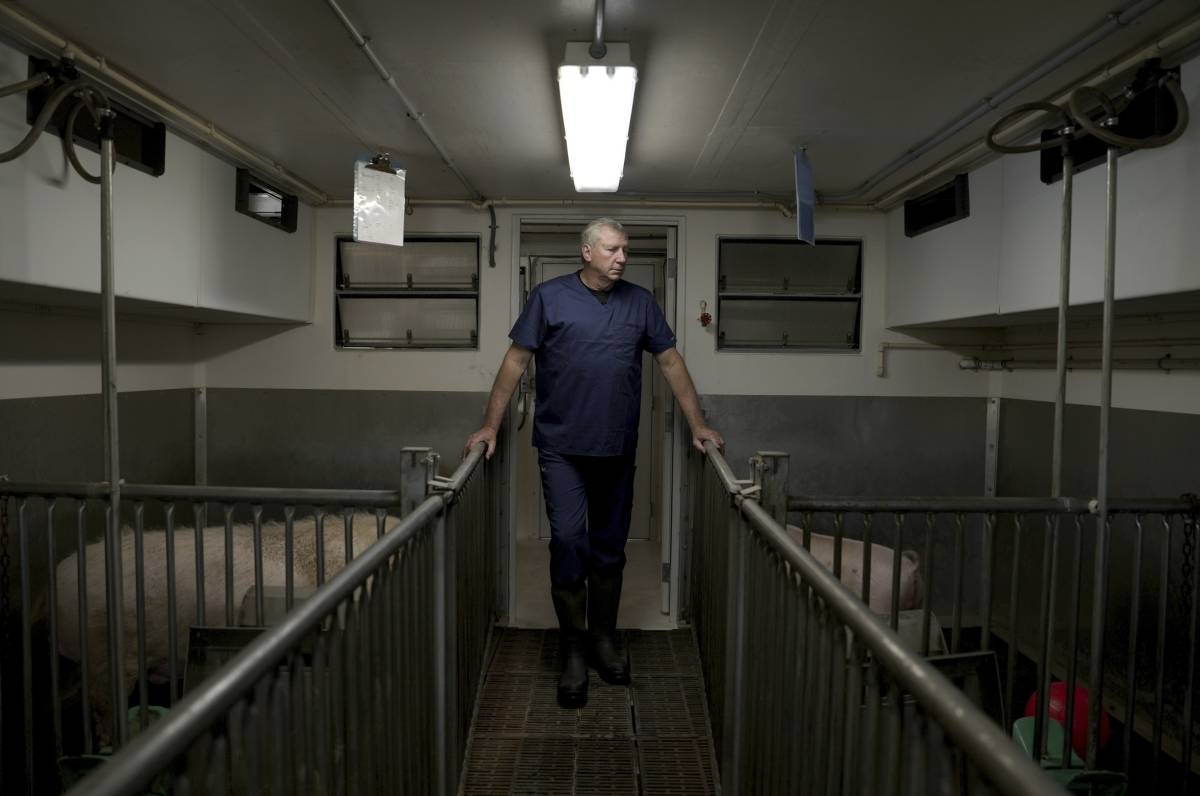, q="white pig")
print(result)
[786,525,923,615]
[53,512,393,748]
